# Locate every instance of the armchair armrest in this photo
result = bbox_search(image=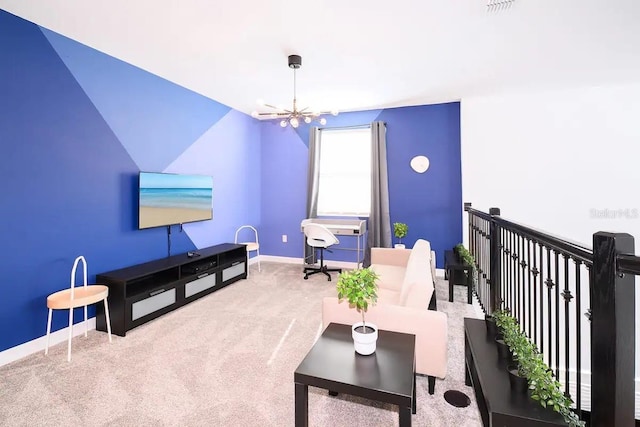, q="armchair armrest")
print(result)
[371,247,411,267]
[322,297,448,378]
